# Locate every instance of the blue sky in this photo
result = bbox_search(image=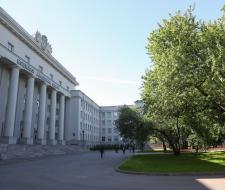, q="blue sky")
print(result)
[0,0,224,106]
